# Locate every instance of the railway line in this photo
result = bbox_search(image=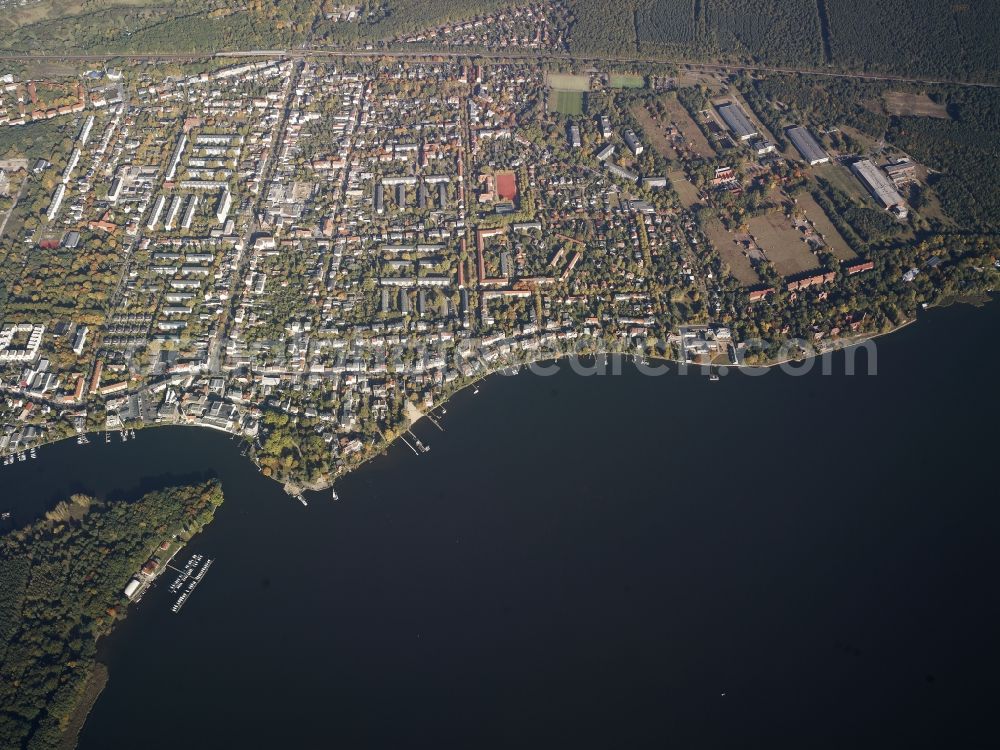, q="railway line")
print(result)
[0,47,996,89]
